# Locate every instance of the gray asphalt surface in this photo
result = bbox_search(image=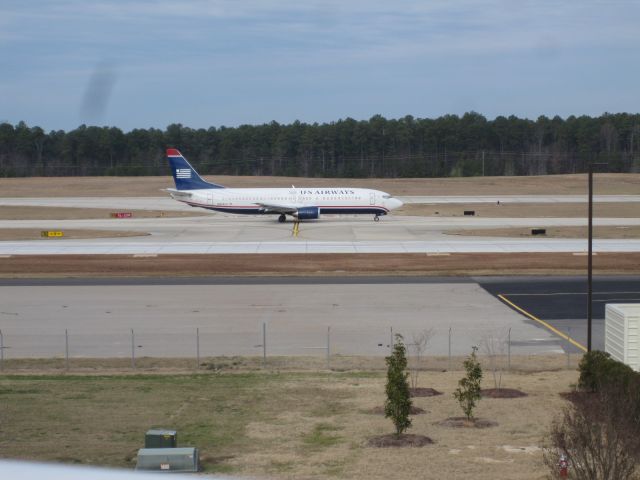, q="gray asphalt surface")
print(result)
[0,277,562,359]
[2,275,637,359]
[480,276,640,352]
